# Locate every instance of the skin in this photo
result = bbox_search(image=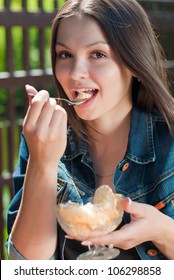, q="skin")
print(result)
[11,15,174,260]
[82,198,174,259]
[55,16,133,123]
[55,15,133,187]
